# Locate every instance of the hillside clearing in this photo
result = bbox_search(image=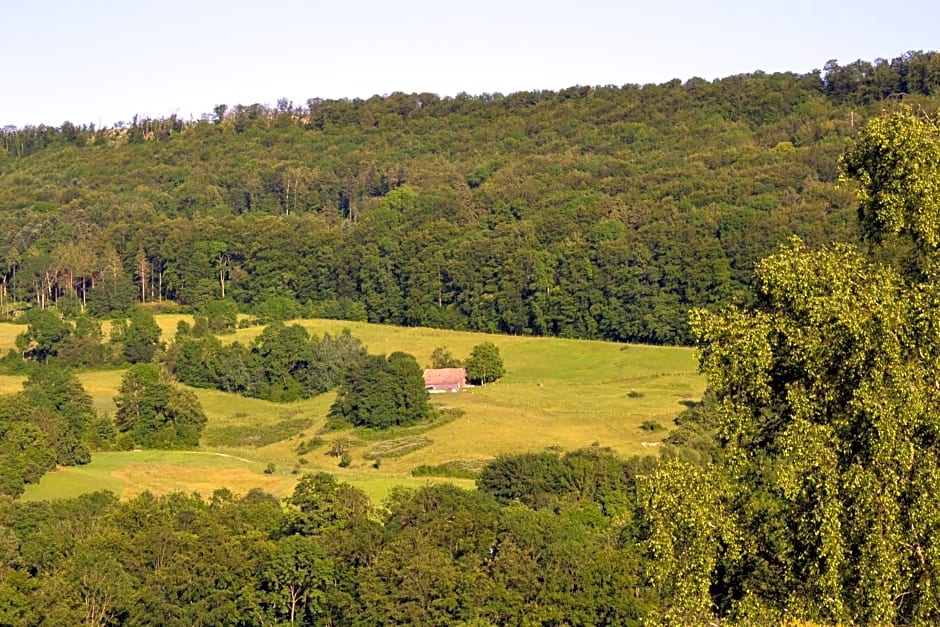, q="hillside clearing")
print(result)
[16,316,703,502]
